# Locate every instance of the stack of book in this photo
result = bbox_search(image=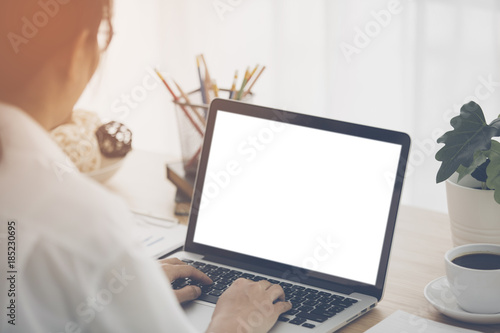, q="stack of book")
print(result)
[166,162,195,217]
